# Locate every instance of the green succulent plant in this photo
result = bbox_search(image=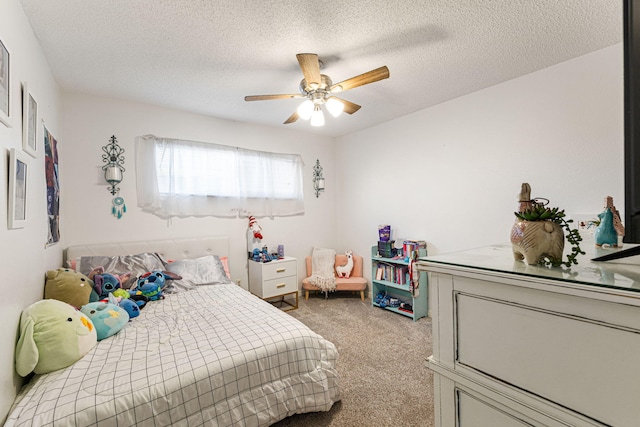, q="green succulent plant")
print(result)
[514,201,585,268]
